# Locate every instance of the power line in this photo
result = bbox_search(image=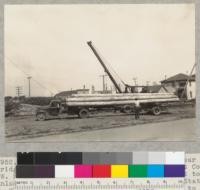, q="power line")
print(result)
[31,78,55,96]
[6,57,57,96]
[6,57,29,77]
